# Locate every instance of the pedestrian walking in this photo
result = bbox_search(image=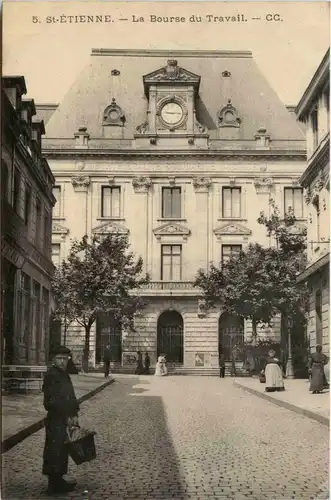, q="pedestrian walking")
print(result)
[263,349,285,392]
[42,345,79,495]
[219,353,225,378]
[309,344,328,394]
[144,352,151,374]
[103,345,111,378]
[135,351,144,375]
